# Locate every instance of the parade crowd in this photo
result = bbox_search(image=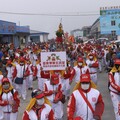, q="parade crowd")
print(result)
[0,36,120,120]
